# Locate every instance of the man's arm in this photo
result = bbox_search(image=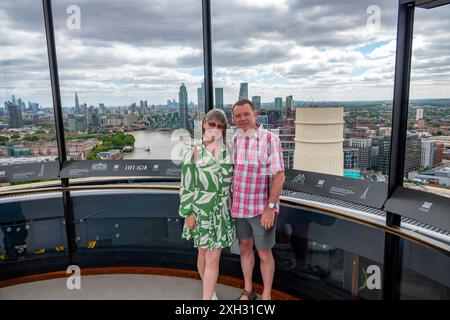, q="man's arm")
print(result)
[261,171,285,230]
[268,170,285,204]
